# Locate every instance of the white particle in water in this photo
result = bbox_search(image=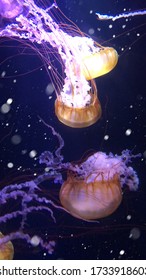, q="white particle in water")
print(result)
[104,135,109,140]
[125,129,132,136]
[129,228,141,240]
[11,135,22,145]
[119,250,125,255]
[30,235,40,246]
[7,98,13,105]
[45,83,54,95]
[1,71,6,77]
[0,103,11,114]
[88,28,95,35]
[29,150,37,158]
[127,215,131,220]
[7,162,14,168]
